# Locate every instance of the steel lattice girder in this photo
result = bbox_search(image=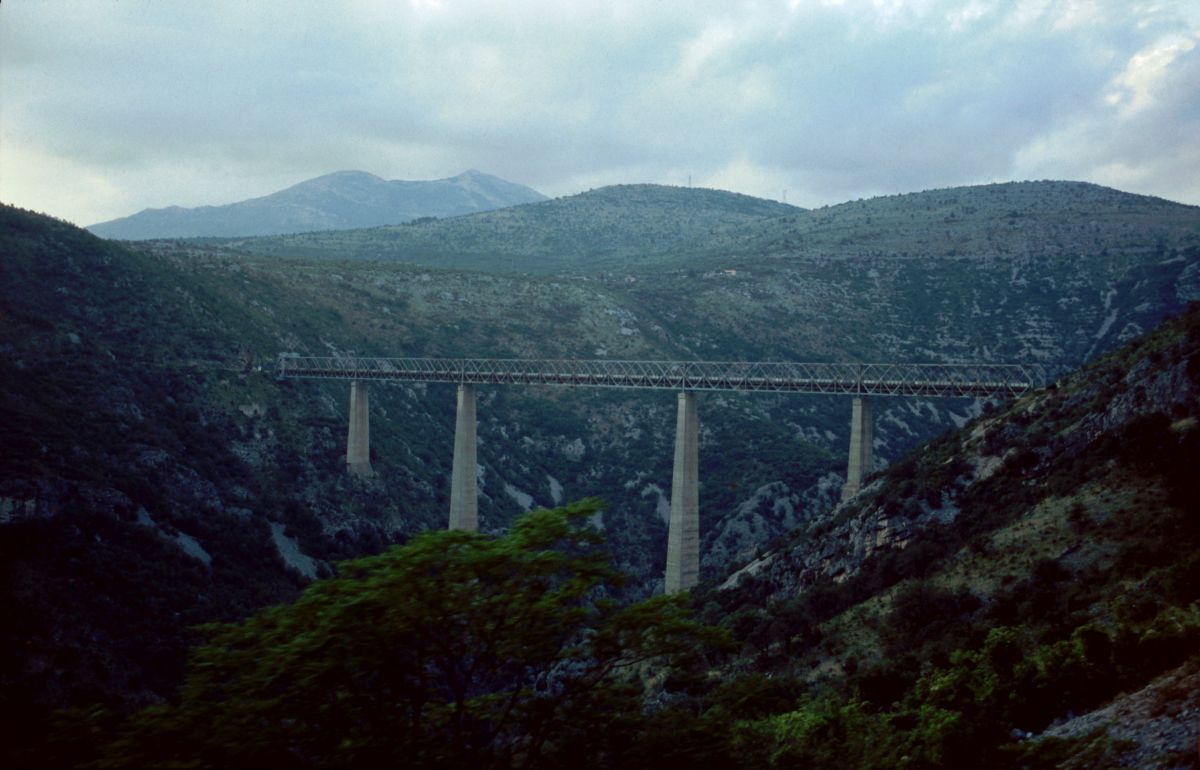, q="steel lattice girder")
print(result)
[276,355,1043,398]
